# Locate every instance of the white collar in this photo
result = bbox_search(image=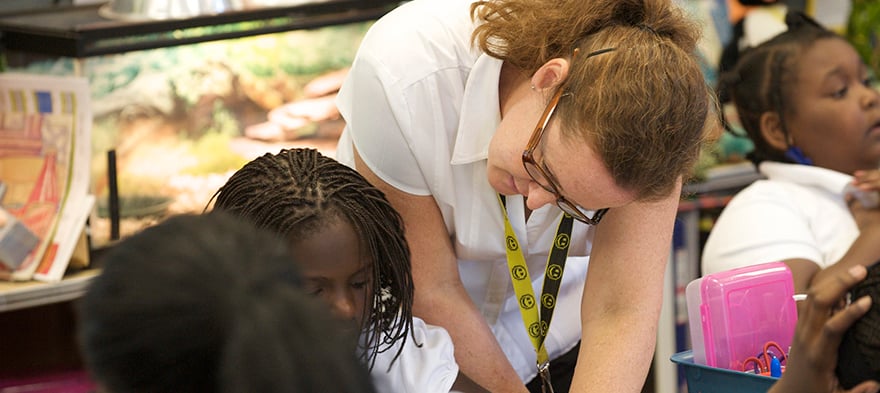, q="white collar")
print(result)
[450,54,503,165]
[758,161,854,194]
